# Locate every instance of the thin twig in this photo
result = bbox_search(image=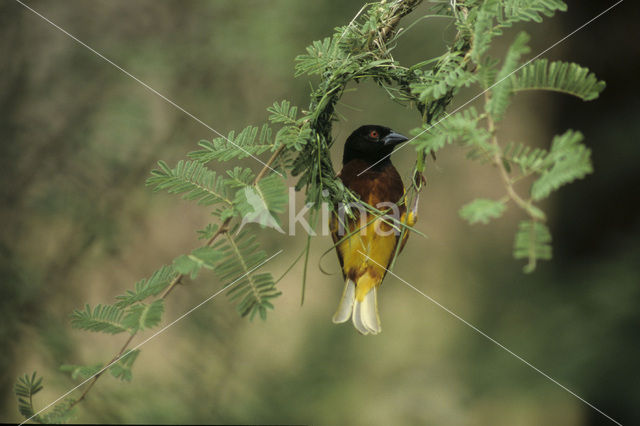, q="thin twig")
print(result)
[68,333,135,409]
[161,145,286,300]
[254,145,286,184]
[485,93,538,216]
[67,143,287,409]
[159,219,231,299]
[58,0,423,414]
